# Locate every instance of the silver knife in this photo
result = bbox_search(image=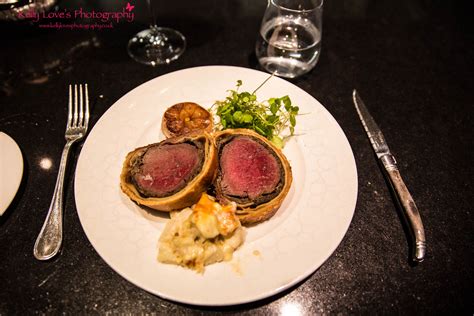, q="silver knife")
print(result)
[352,90,426,262]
